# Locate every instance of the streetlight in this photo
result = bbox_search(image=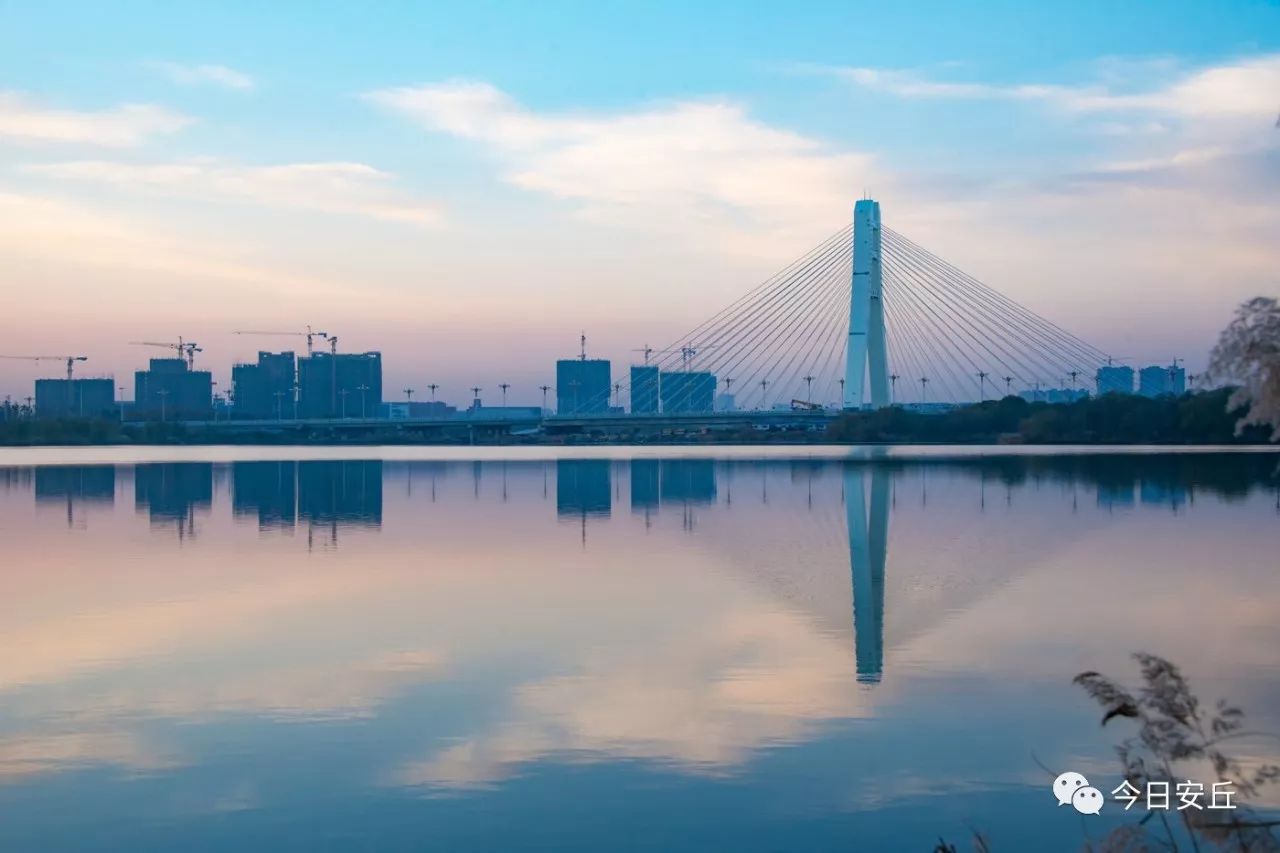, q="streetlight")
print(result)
[356,384,369,418]
[919,376,928,404]
[500,383,510,407]
[803,374,814,403]
[539,384,551,412]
